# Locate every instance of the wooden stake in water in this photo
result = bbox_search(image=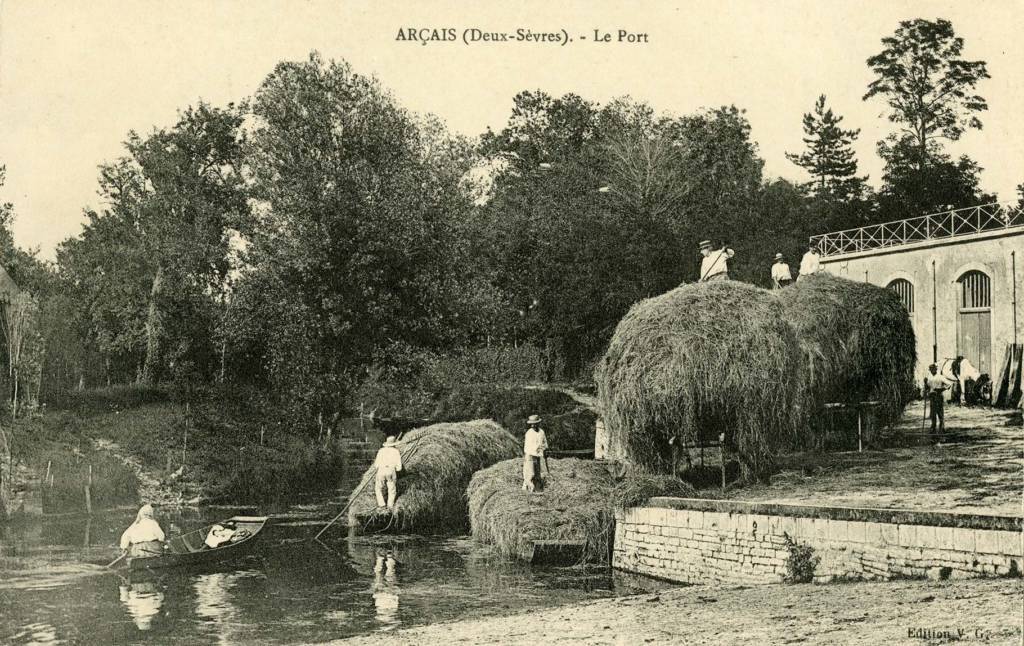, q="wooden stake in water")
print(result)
[84,464,93,515]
